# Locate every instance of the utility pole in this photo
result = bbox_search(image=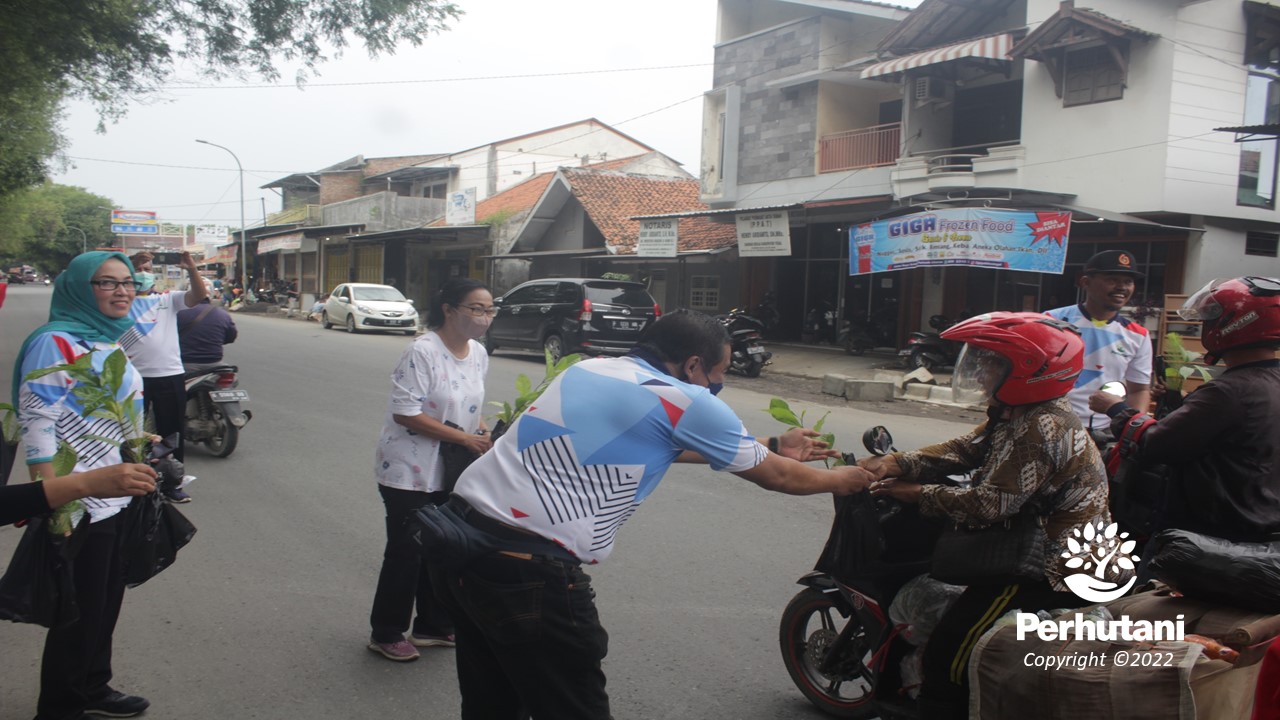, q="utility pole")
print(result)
[196,139,247,290]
